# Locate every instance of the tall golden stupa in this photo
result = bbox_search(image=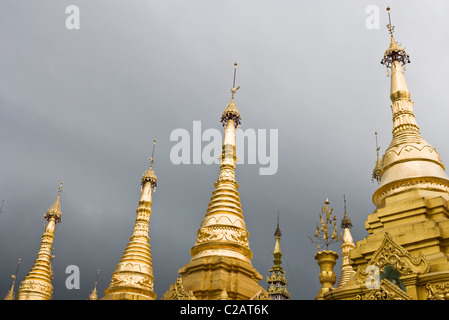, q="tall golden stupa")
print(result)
[315,8,449,300]
[162,63,268,300]
[102,141,158,300]
[16,182,64,300]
